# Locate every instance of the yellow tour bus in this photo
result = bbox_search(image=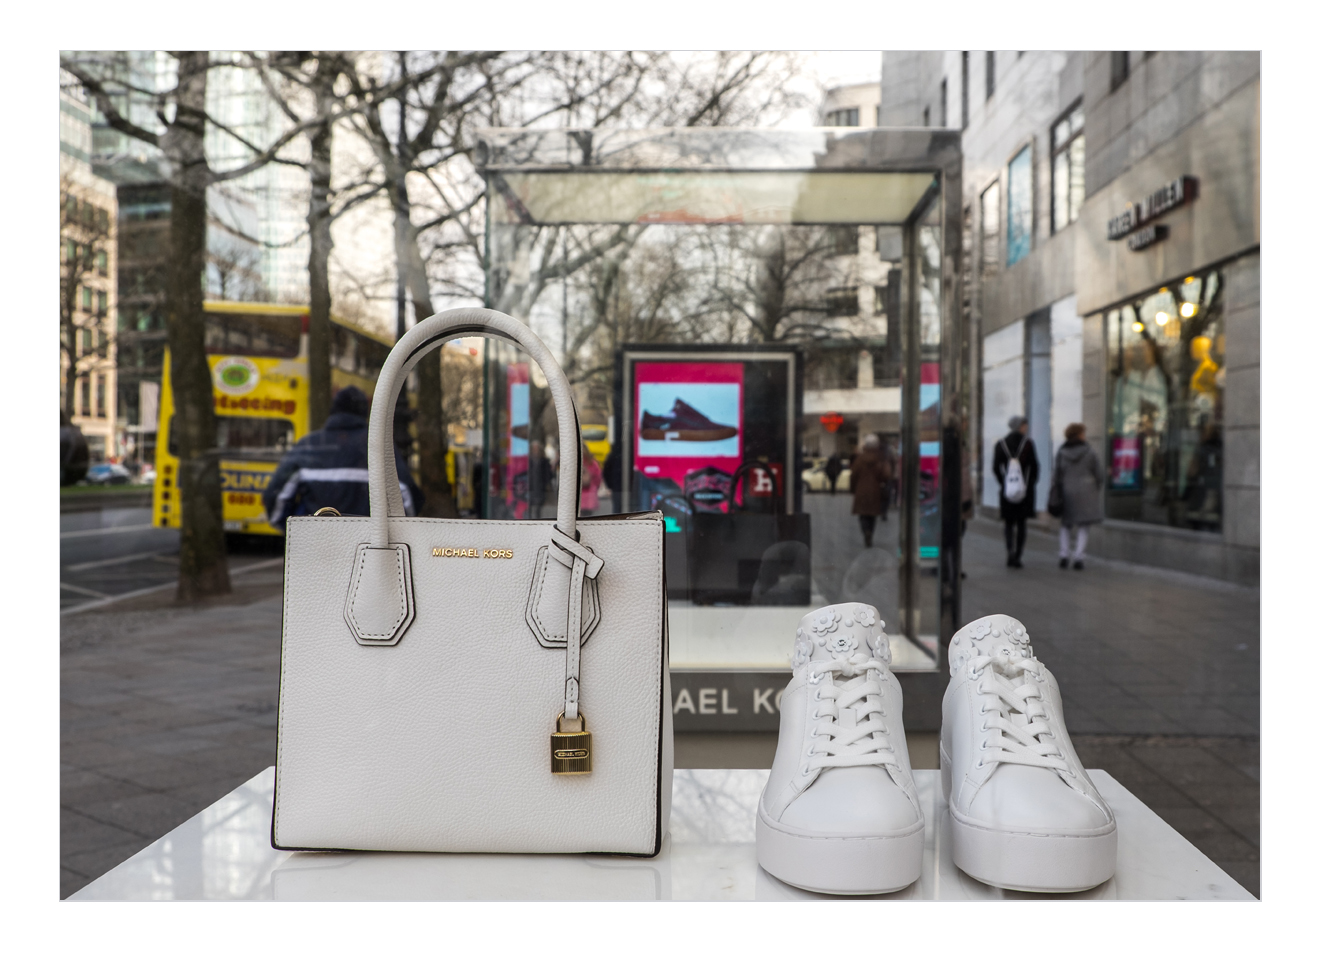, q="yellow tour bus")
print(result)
[153,302,392,535]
